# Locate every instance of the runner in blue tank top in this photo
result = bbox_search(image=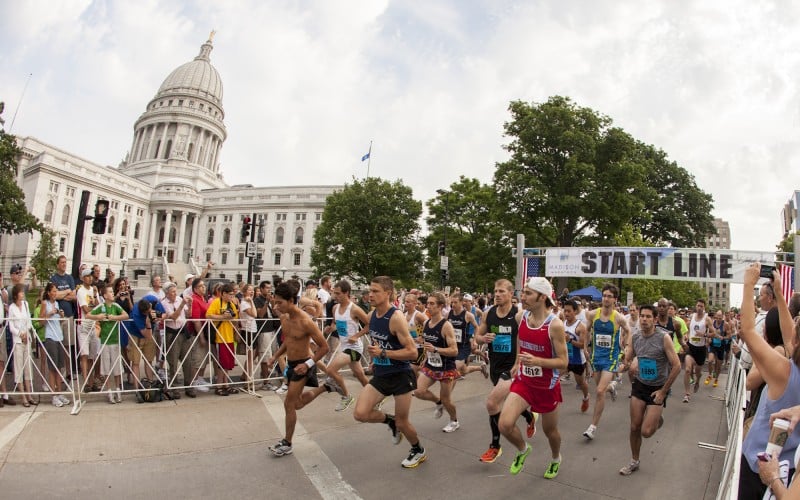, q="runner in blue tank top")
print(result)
[352,276,427,469]
[583,283,631,441]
